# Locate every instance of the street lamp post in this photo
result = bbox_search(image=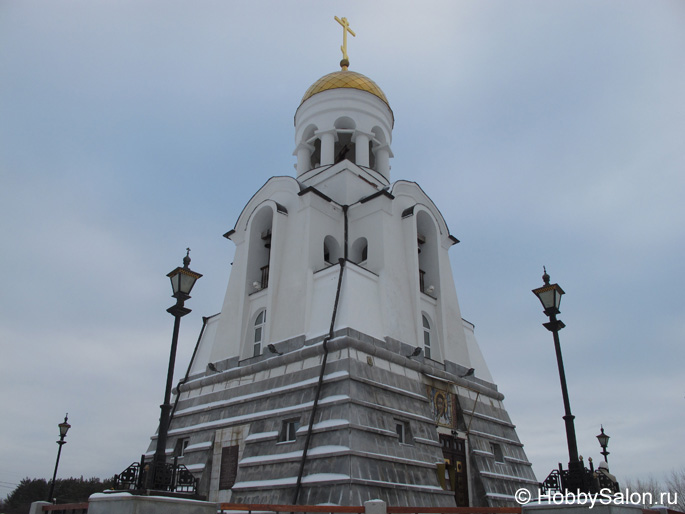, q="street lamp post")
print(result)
[596,426,610,463]
[149,249,202,490]
[47,414,71,502]
[532,268,586,491]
